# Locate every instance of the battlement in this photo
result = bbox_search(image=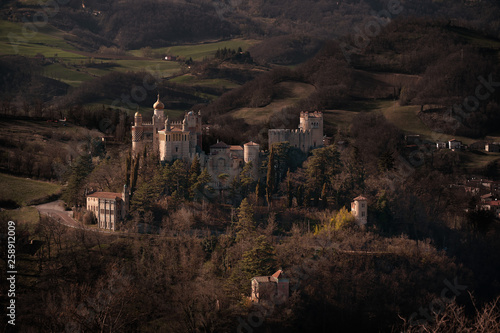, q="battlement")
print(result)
[269,128,312,135]
[300,111,323,118]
